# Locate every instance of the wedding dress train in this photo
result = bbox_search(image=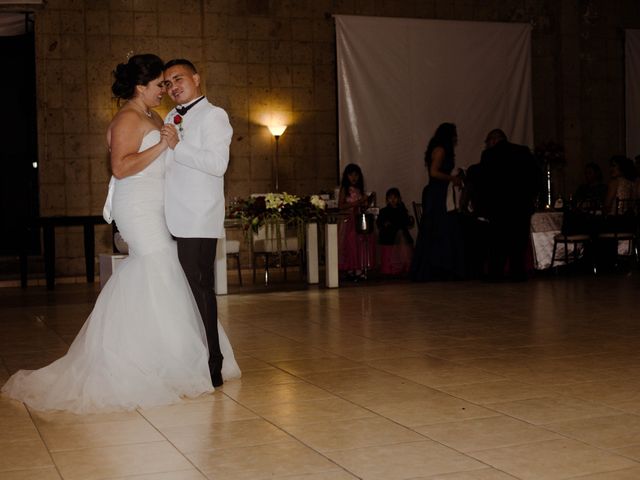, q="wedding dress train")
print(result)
[2,131,241,413]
